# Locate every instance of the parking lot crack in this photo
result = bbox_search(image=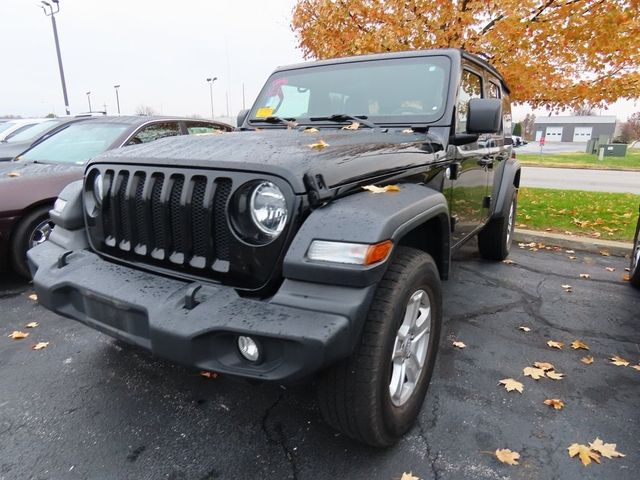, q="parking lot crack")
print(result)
[260,390,298,480]
[416,418,440,480]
